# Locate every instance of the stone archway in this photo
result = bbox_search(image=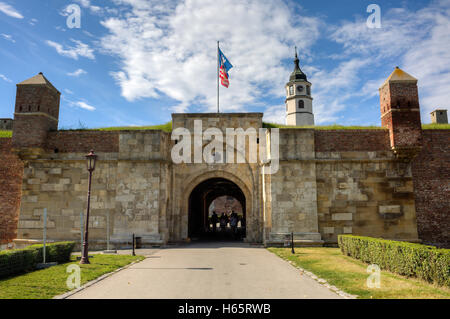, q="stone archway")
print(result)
[188,178,246,240]
[180,170,258,242]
